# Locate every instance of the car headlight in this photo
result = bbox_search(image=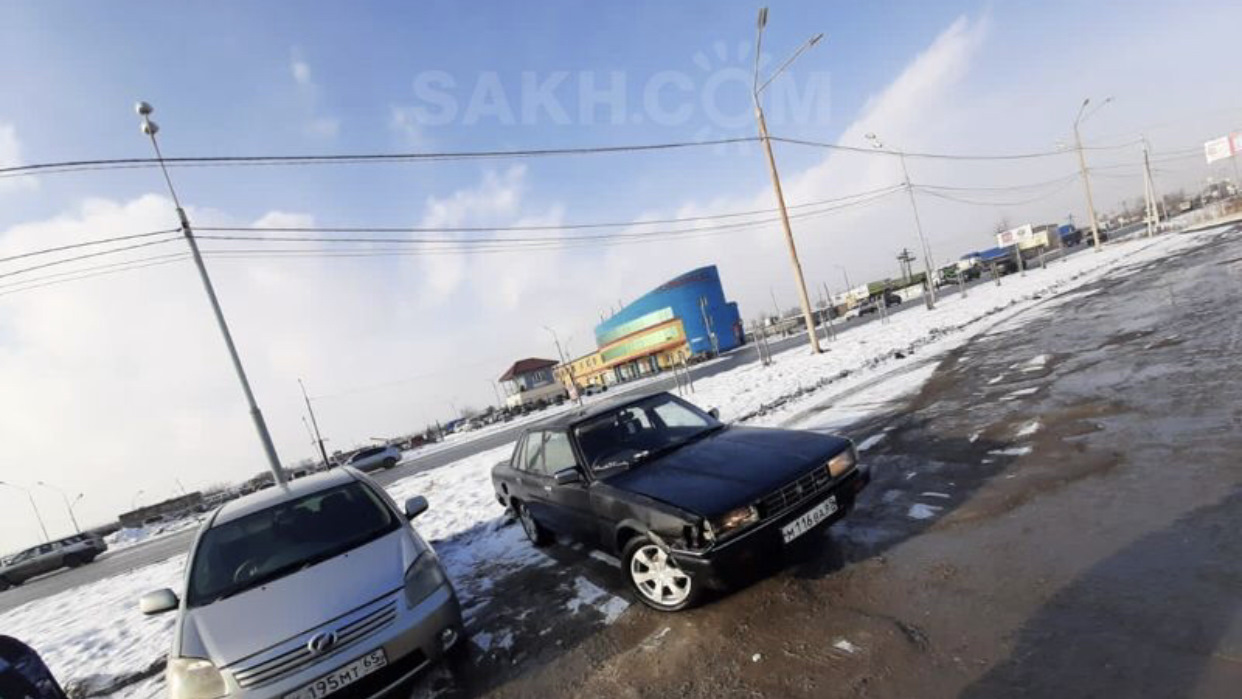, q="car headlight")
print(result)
[167,657,226,699]
[404,552,447,608]
[827,448,857,477]
[706,506,760,542]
